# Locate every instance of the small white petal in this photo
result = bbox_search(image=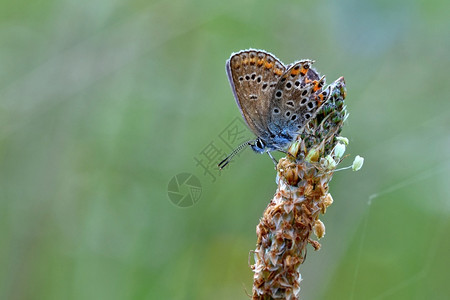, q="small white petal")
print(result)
[325,155,337,170]
[334,143,346,159]
[352,155,364,171]
[336,136,349,145]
